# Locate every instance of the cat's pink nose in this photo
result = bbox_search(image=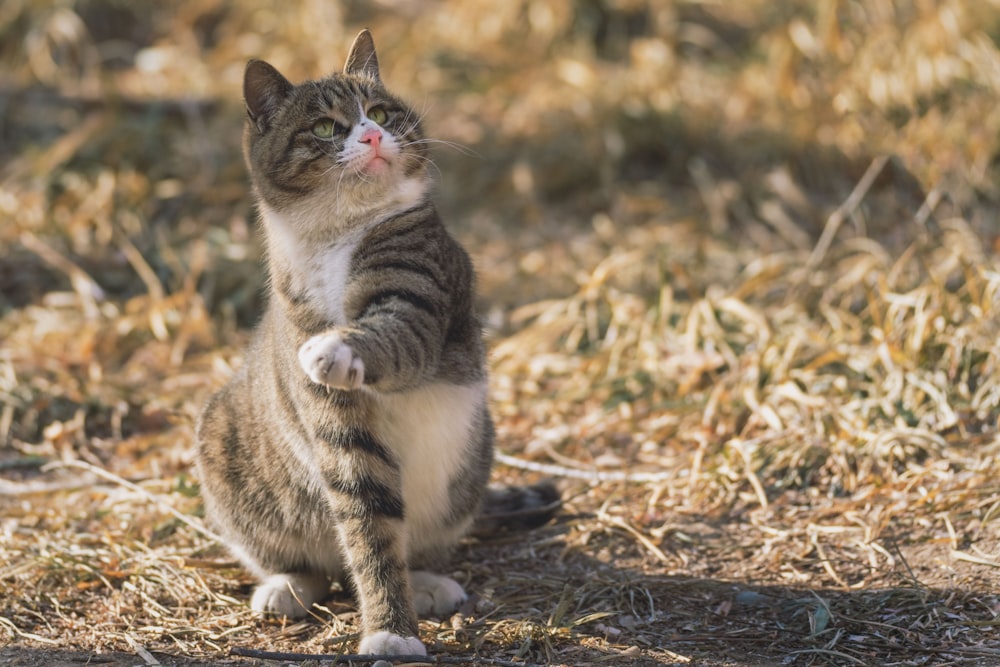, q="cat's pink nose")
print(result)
[360,127,382,147]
